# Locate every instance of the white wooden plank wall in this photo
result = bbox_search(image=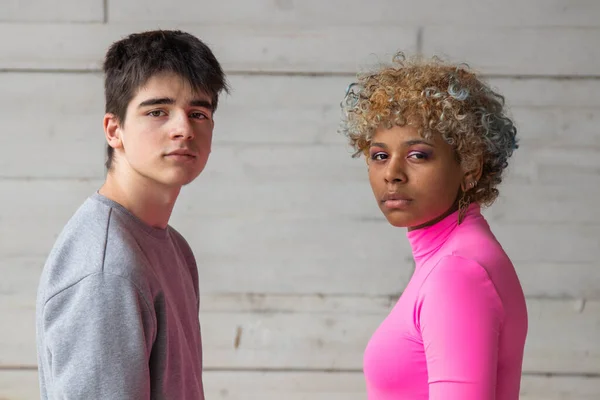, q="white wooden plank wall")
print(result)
[1,1,599,398]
